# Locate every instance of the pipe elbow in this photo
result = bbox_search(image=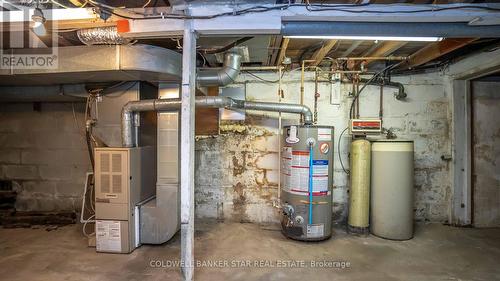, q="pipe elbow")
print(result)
[122,103,133,116]
[197,53,242,86]
[302,107,313,125]
[218,66,239,85]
